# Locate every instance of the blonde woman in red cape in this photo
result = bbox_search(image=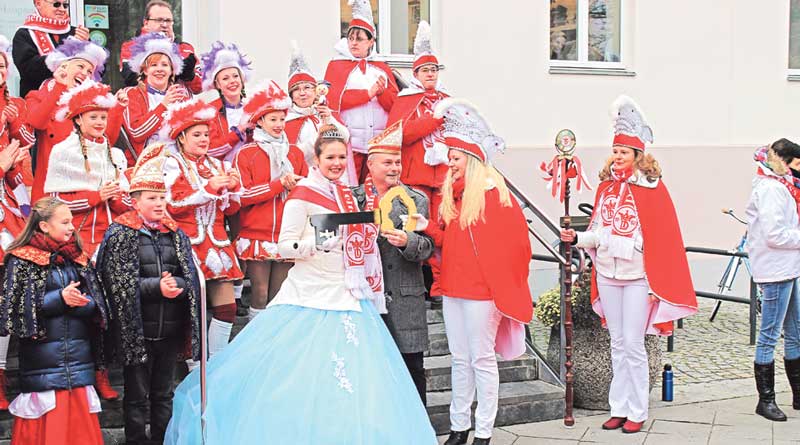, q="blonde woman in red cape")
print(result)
[162,98,243,359]
[435,99,533,445]
[561,95,698,434]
